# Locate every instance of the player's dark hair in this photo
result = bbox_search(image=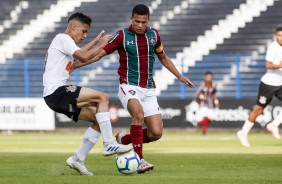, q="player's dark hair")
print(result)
[205,71,213,75]
[132,4,150,17]
[68,12,92,26]
[275,27,282,32]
